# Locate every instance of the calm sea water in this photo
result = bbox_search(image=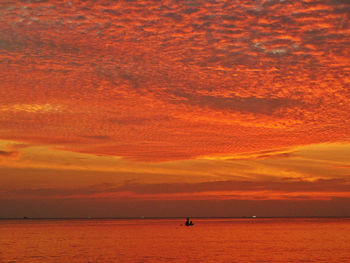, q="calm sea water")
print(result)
[0,218,349,263]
